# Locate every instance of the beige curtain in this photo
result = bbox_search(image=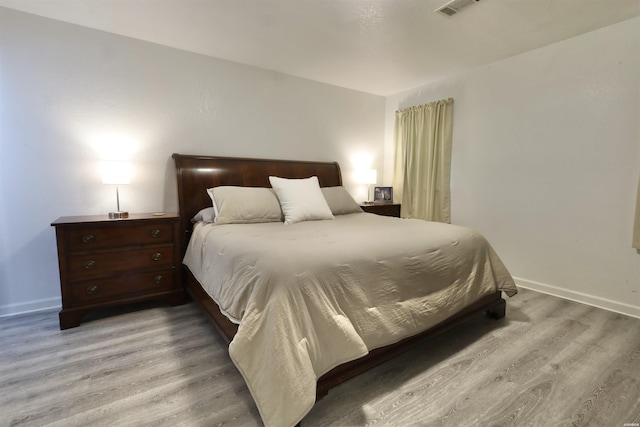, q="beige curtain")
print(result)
[393,98,454,222]
[634,175,640,249]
